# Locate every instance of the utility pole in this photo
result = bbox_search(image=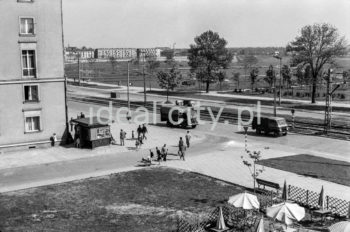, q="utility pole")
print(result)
[273,52,282,106]
[142,51,146,106]
[127,60,130,110]
[77,53,80,86]
[324,69,340,134]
